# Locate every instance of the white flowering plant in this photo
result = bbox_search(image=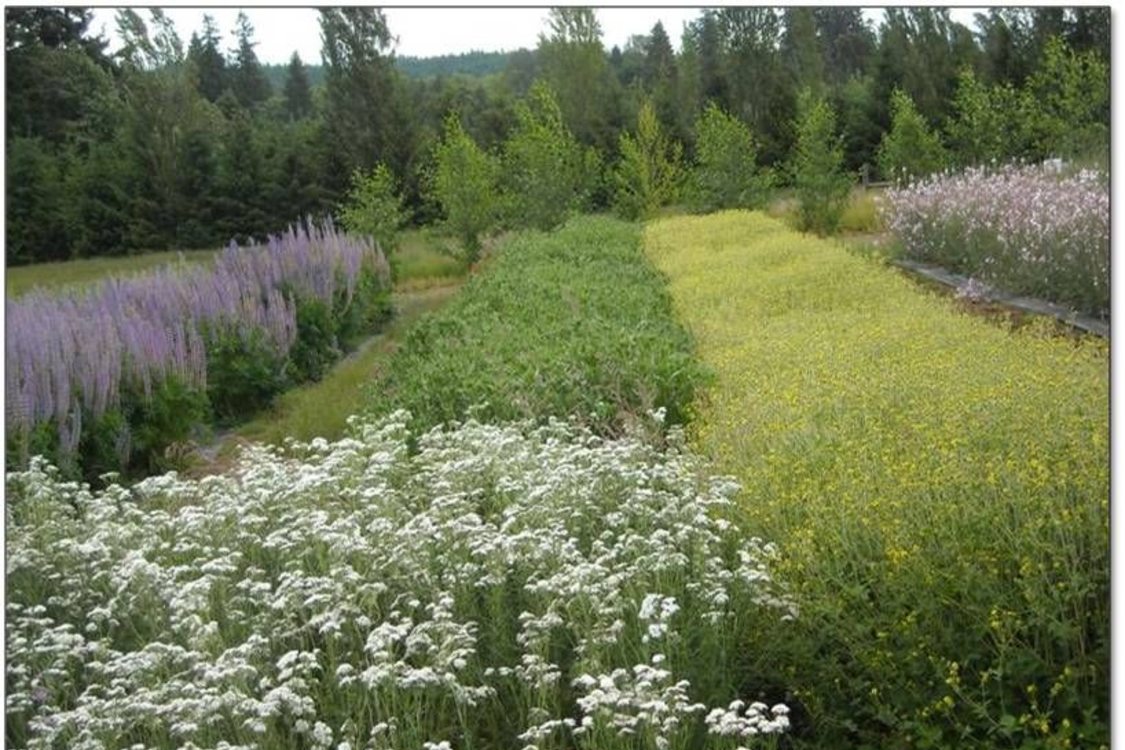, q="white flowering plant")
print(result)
[7,411,794,750]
